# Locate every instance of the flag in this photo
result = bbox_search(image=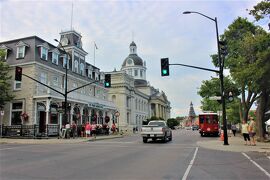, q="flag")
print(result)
[94,42,98,50]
